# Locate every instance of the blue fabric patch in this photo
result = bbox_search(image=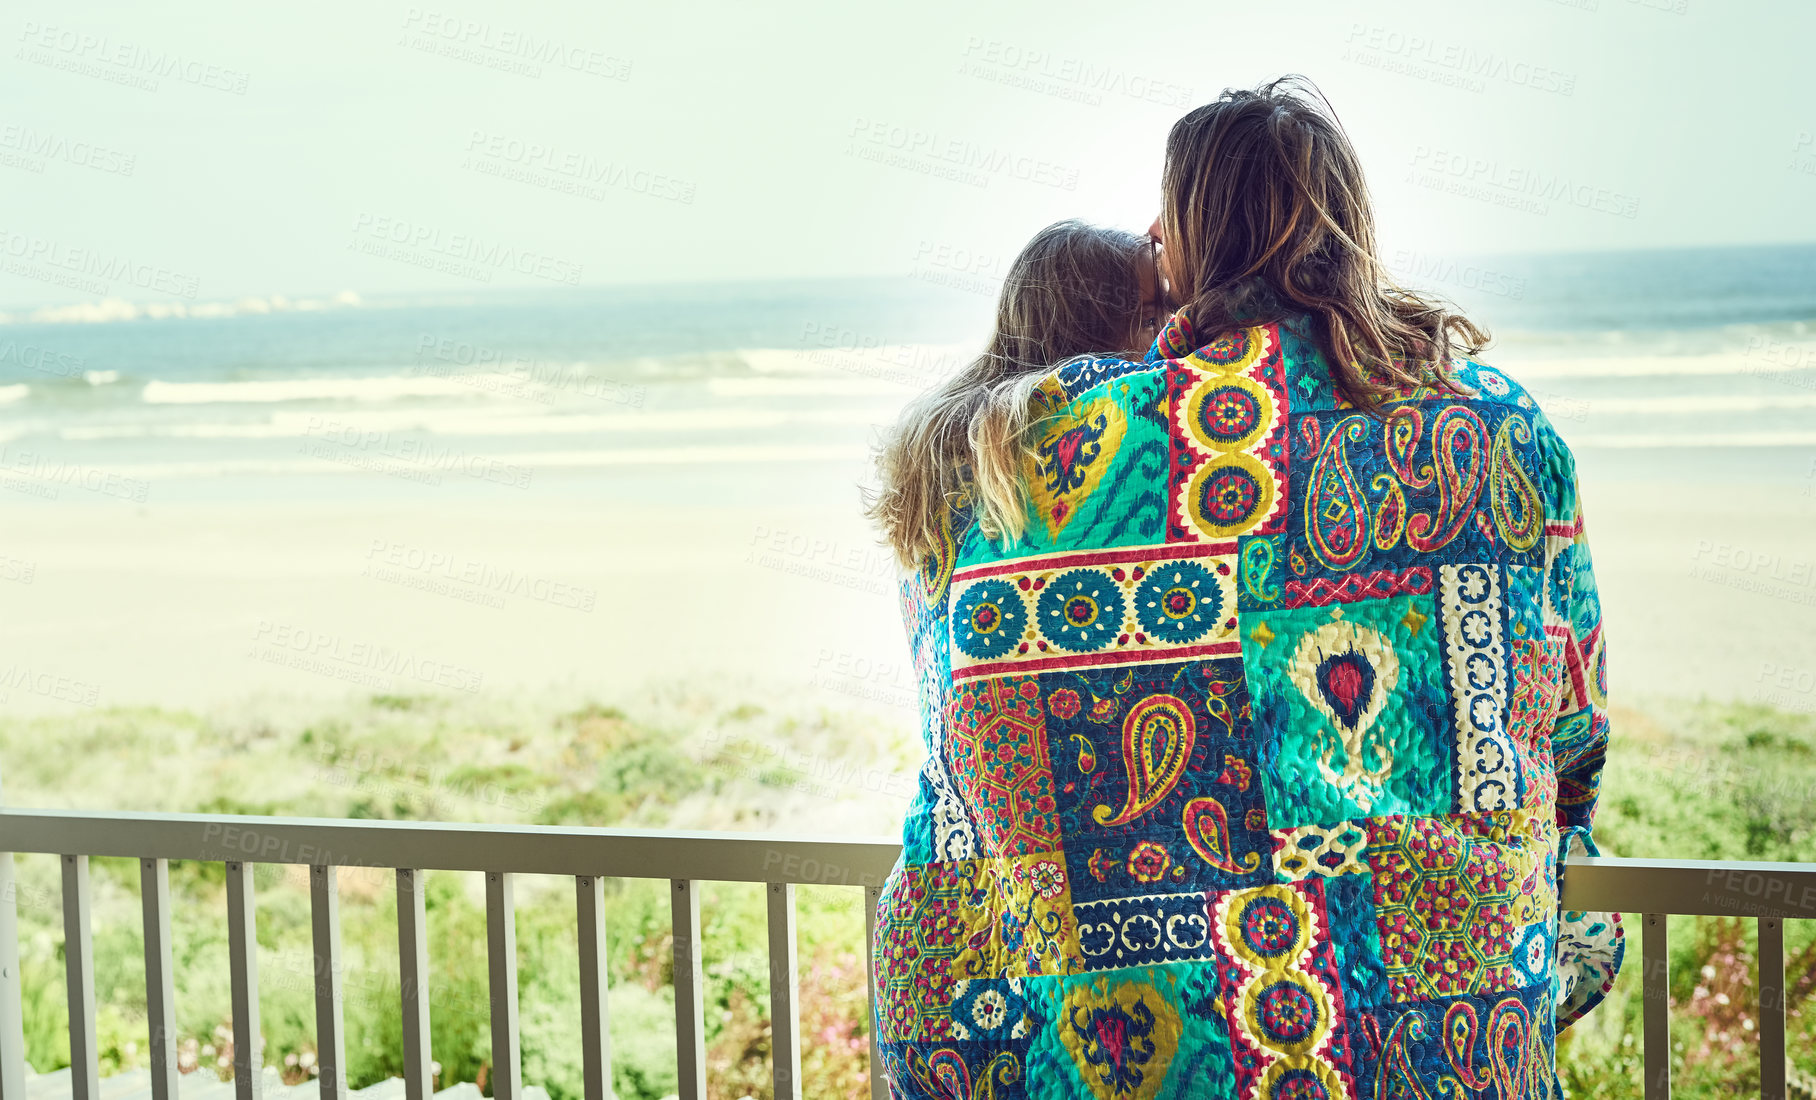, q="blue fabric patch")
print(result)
[1074,891,1216,970]
[1043,660,1274,904]
[1052,354,1167,399]
[948,978,1038,1042]
[881,1038,1032,1100]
